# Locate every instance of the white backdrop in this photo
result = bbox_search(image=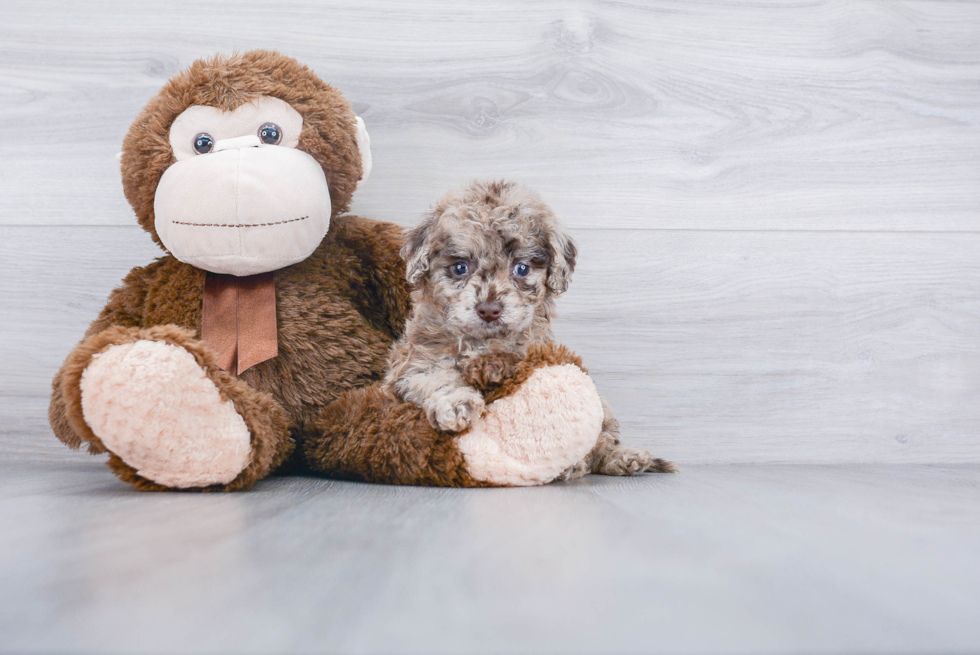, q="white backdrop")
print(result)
[2,0,978,463]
